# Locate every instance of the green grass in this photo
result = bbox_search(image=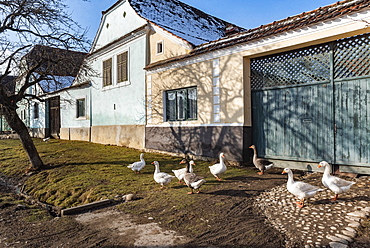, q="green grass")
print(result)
[0,138,250,209]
